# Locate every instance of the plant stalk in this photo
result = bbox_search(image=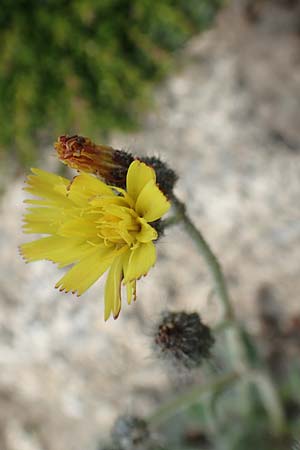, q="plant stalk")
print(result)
[169,195,234,321]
